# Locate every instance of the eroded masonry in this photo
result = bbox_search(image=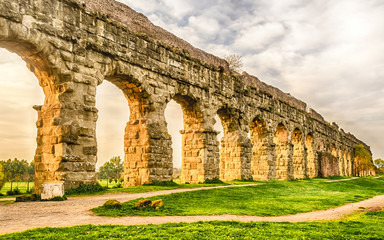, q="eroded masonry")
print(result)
[0,0,373,193]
